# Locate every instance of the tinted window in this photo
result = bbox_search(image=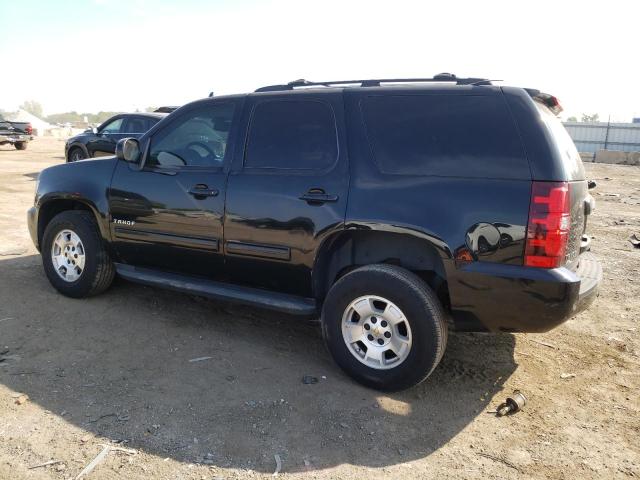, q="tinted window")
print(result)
[100,118,123,134]
[535,101,585,181]
[147,103,235,168]
[245,100,337,170]
[125,117,151,134]
[361,95,528,178]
